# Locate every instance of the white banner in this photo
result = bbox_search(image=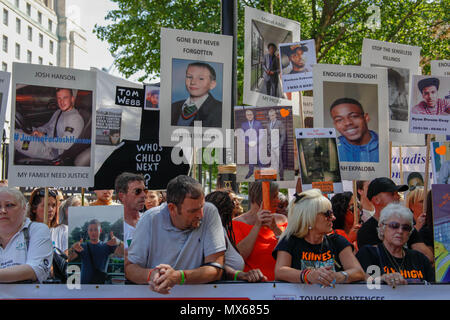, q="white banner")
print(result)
[0,283,448,300]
